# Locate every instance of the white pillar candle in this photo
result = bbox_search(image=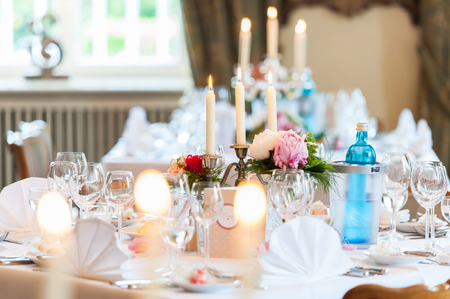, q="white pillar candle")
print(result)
[266,7,278,59]
[294,19,307,72]
[235,67,246,145]
[238,18,252,75]
[206,75,216,155]
[267,71,277,132]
